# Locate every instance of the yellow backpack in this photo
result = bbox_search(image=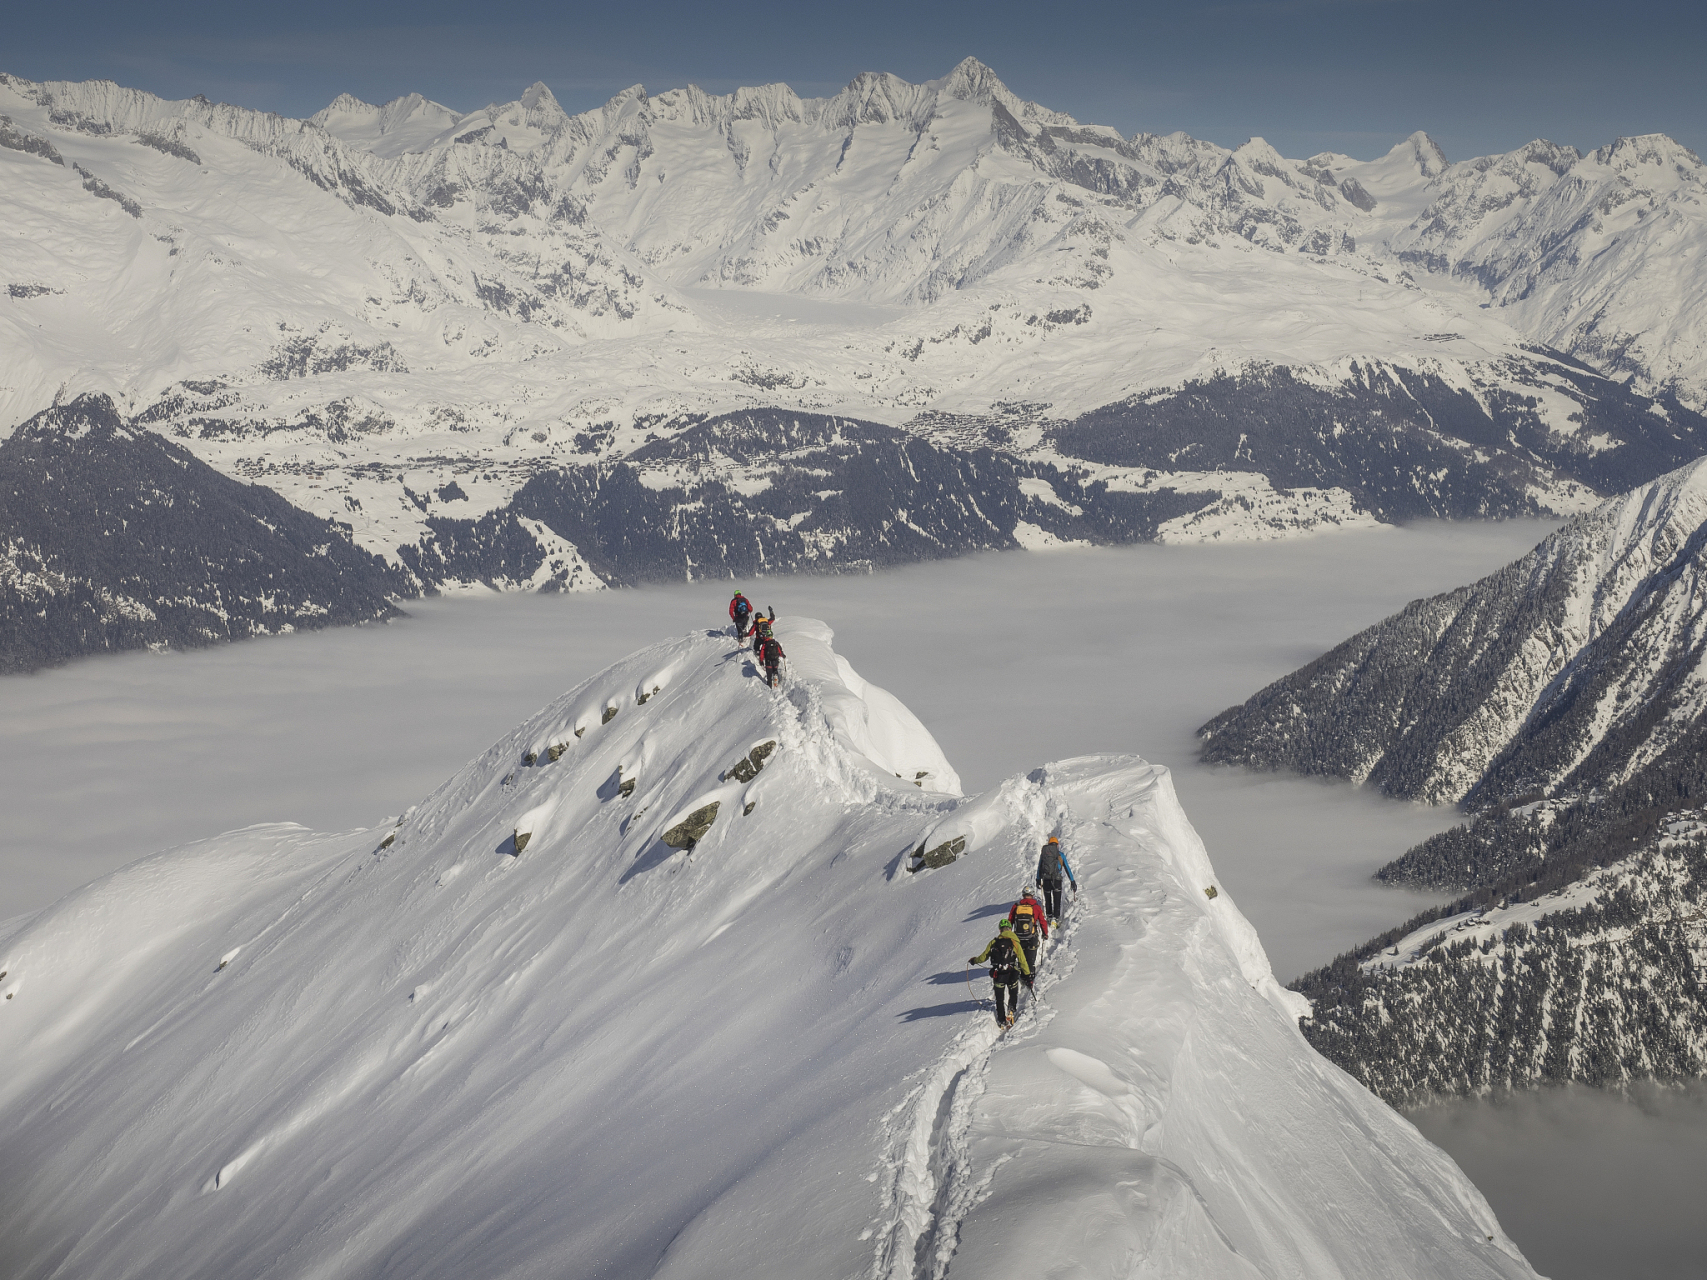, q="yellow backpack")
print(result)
[1011,903,1039,939]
